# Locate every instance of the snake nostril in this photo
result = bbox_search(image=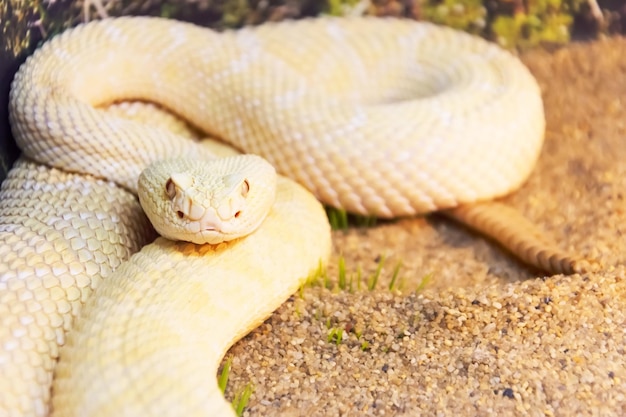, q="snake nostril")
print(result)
[177,211,184,219]
[234,211,241,218]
